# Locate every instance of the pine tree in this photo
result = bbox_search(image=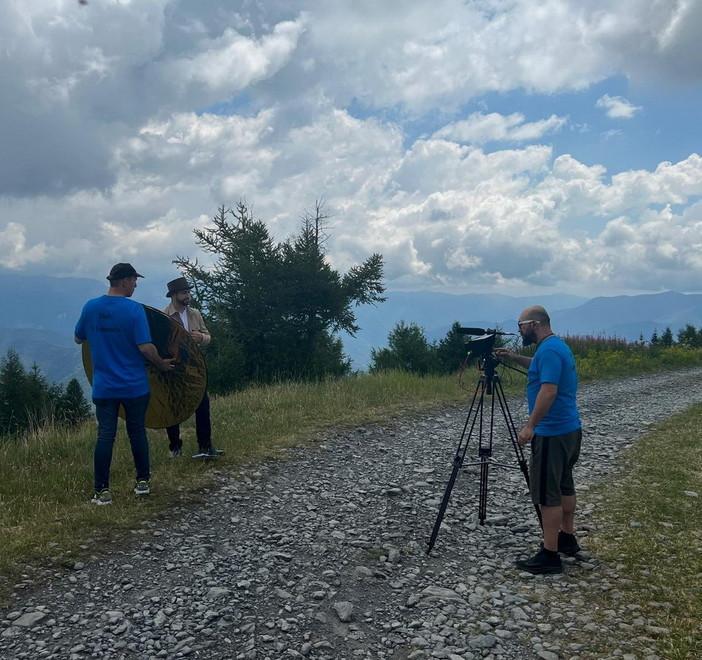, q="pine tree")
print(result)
[0,349,28,436]
[370,321,435,375]
[435,322,469,373]
[175,201,385,389]
[661,327,674,347]
[57,378,91,427]
[677,323,701,348]
[24,363,53,432]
